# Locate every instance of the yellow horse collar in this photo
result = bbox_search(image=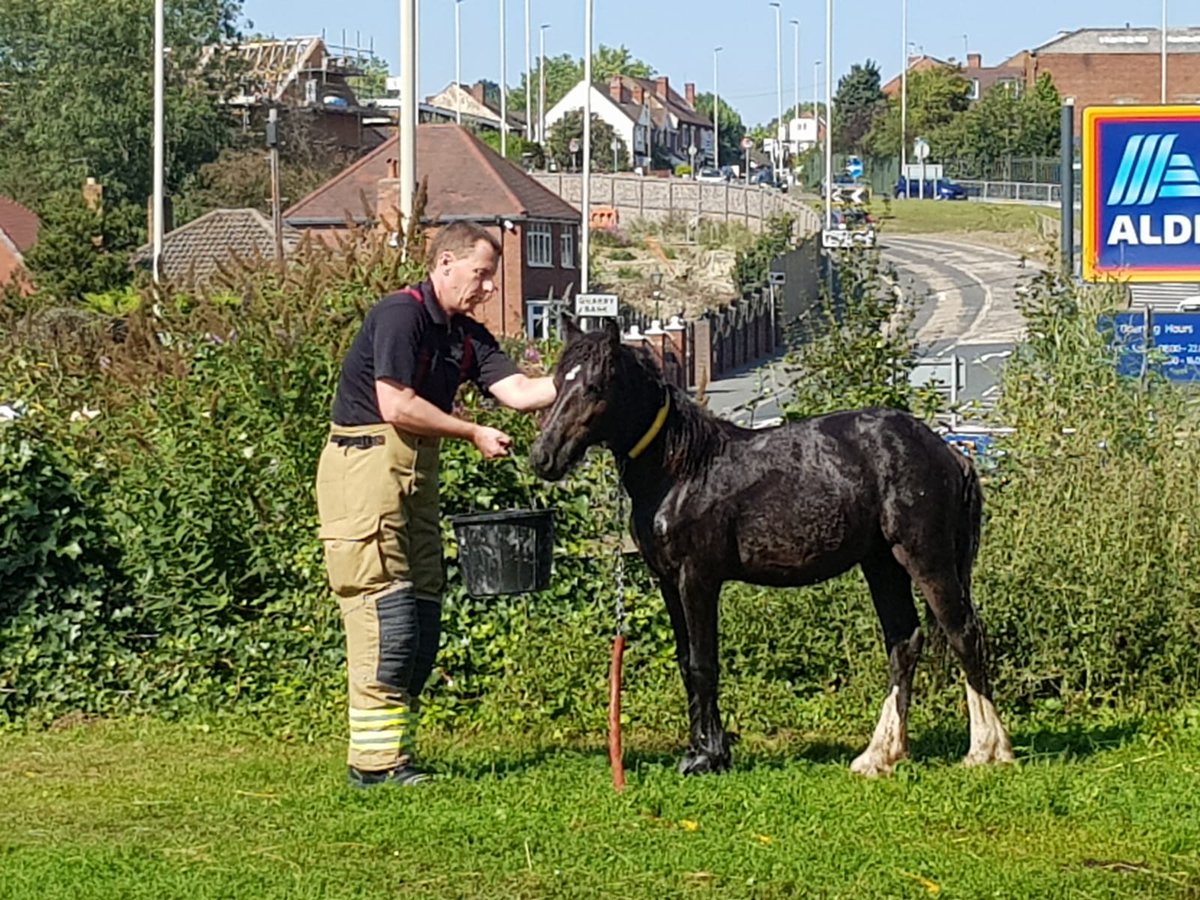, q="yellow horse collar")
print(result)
[628,393,670,459]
